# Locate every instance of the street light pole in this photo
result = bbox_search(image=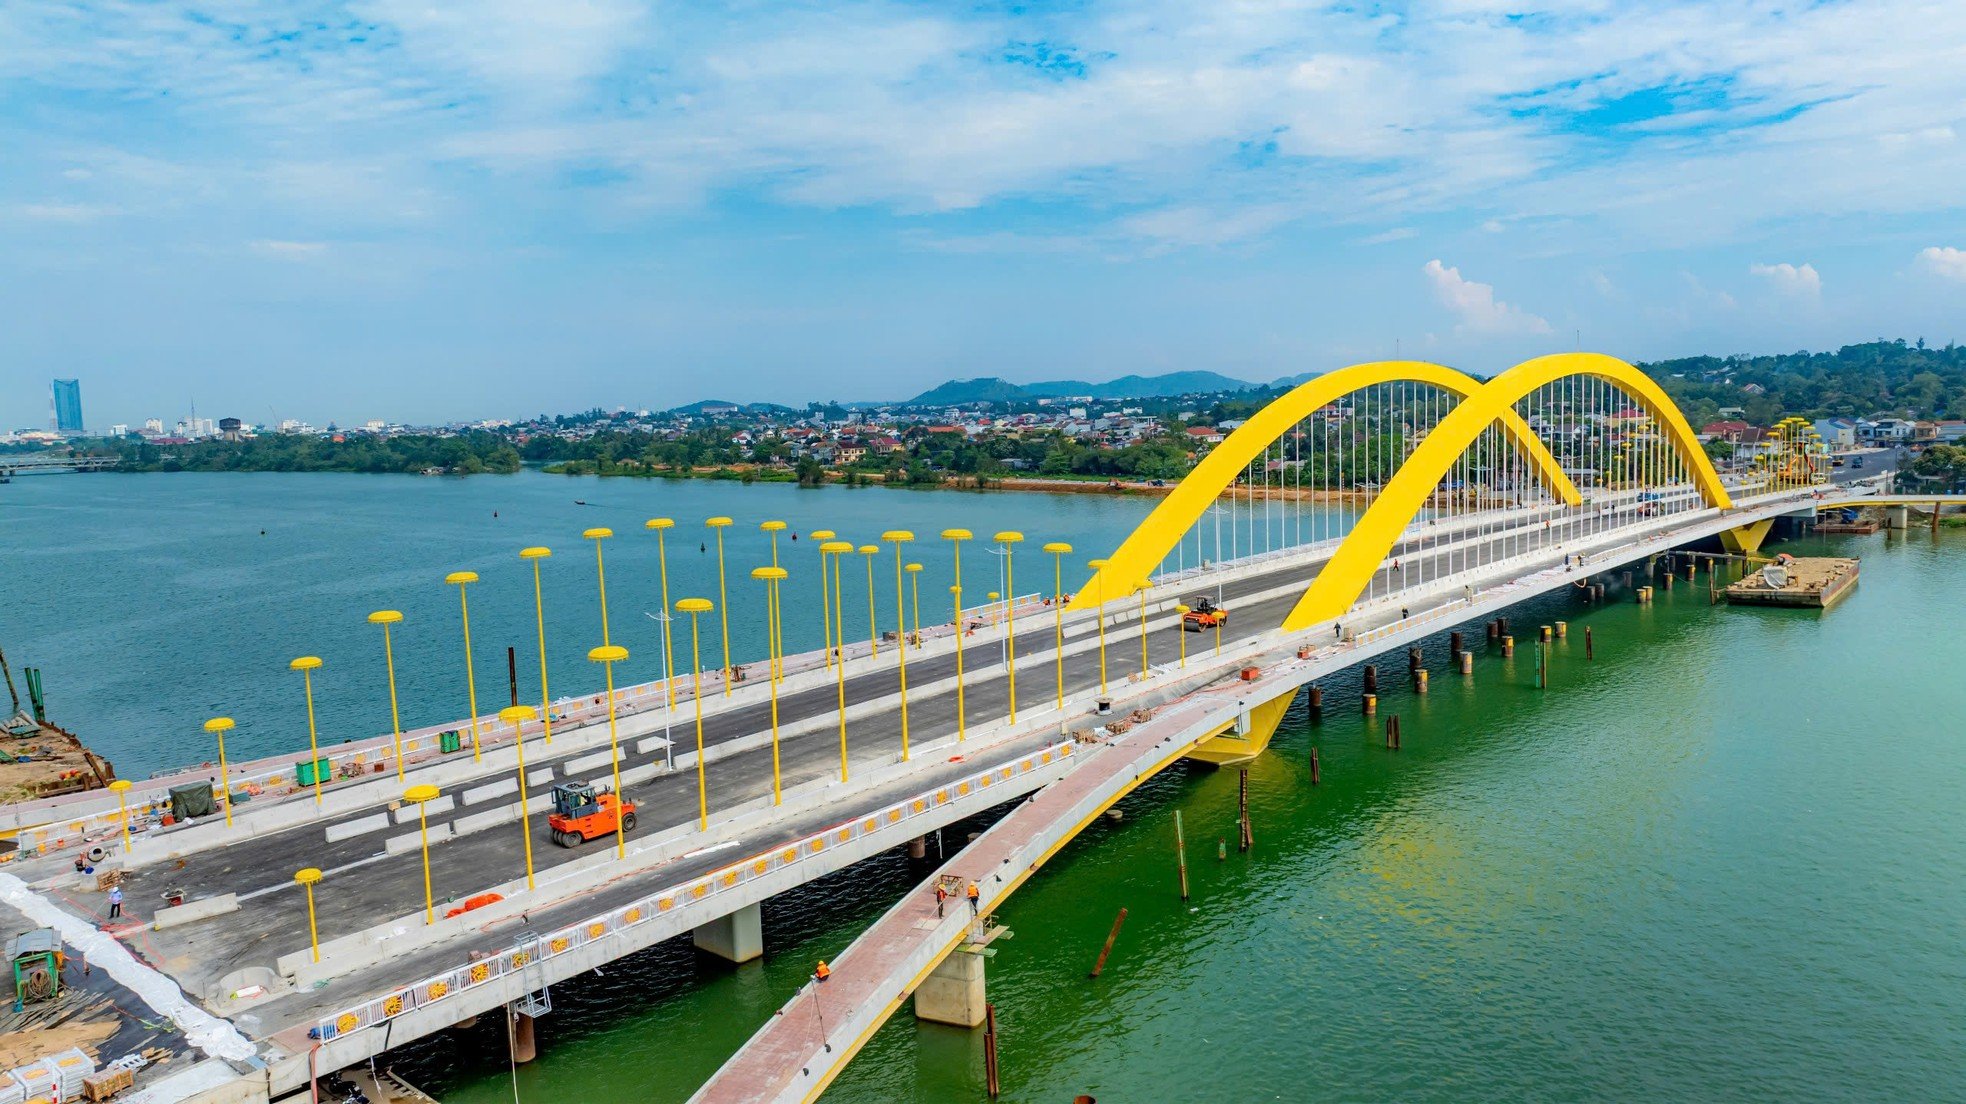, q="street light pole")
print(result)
[882,531,914,759]
[289,656,324,803]
[519,547,555,744]
[368,610,406,778]
[404,784,441,923]
[906,563,923,649]
[706,517,734,693]
[497,704,541,890]
[811,529,837,667]
[859,545,880,657]
[676,599,715,828]
[587,645,631,857]
[584,527,615,646]
[644,520,678,707]
[445,571,484,760]
[1087,558,1110,694]
[994,531,1024,723]
[294,867,322,962]
[761,521,786,679]
[1043,543,1073,717]
[820,542,853,780]
[204,716,235,827]
[941,529,971,739]
[750,568,787,802]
